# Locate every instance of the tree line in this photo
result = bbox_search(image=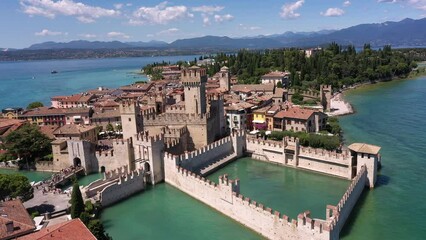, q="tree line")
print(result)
[204,43,418,90]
